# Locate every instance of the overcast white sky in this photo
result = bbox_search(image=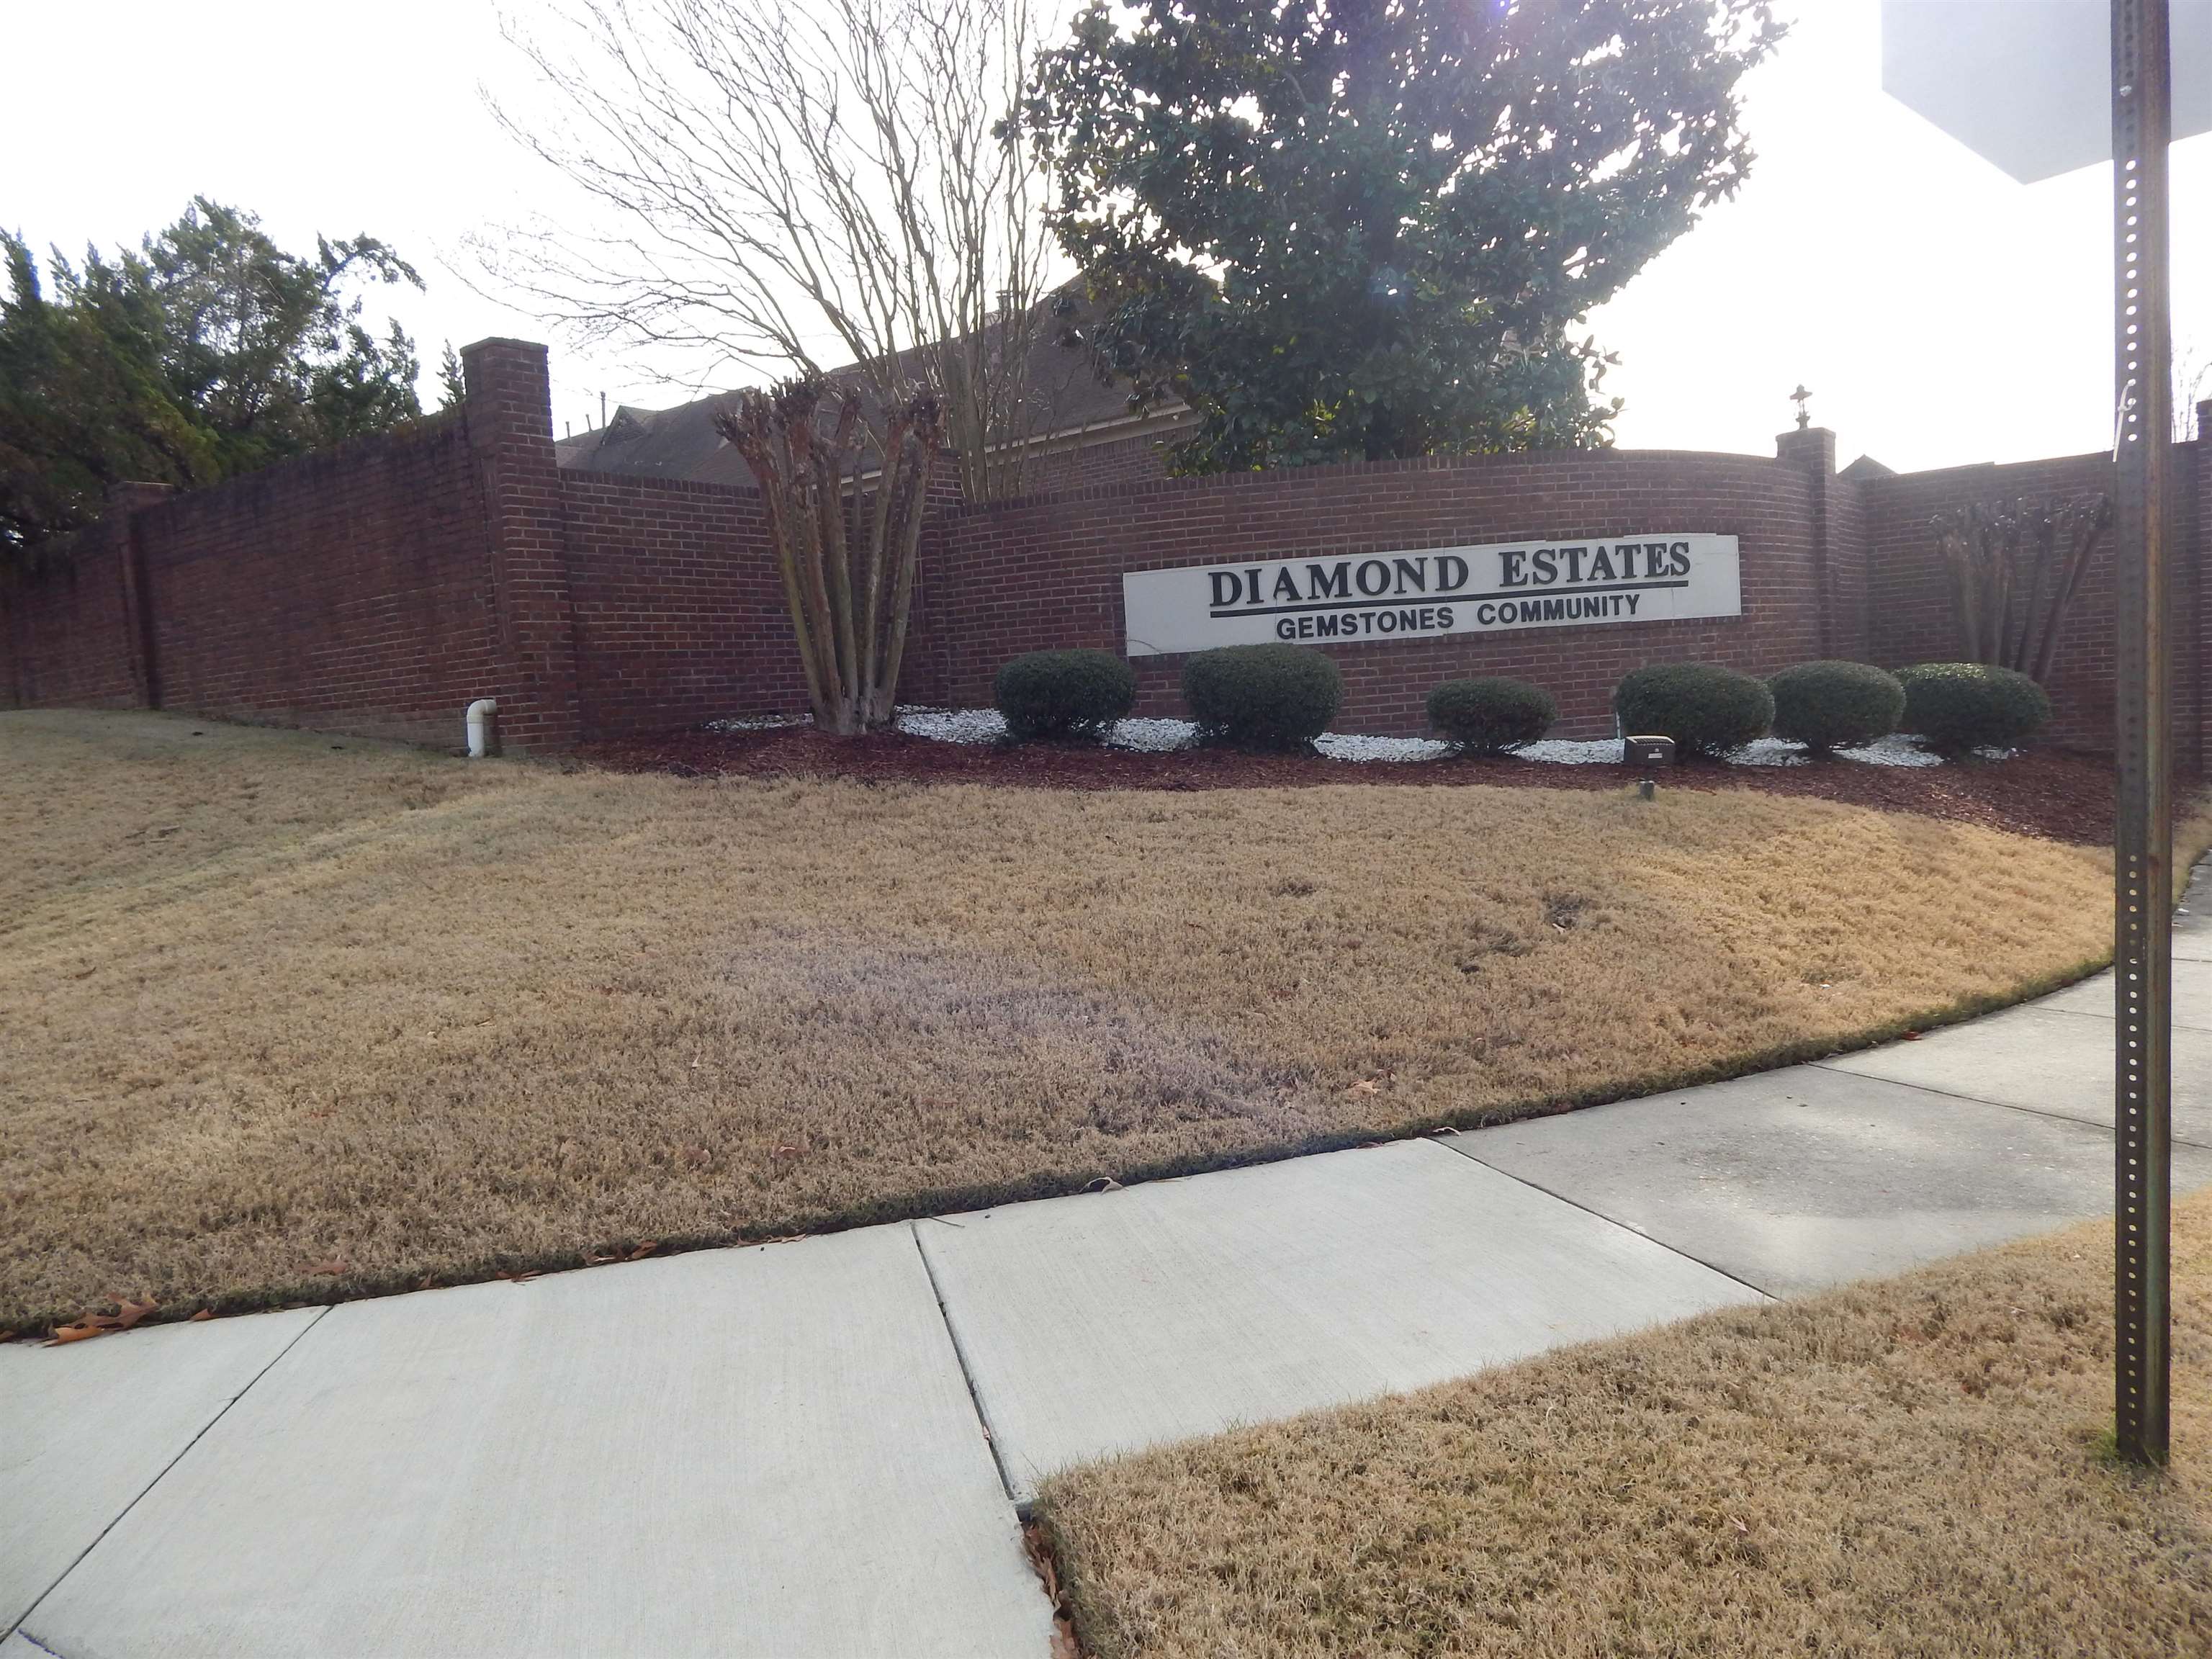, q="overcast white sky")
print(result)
[6,0,2206,472]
